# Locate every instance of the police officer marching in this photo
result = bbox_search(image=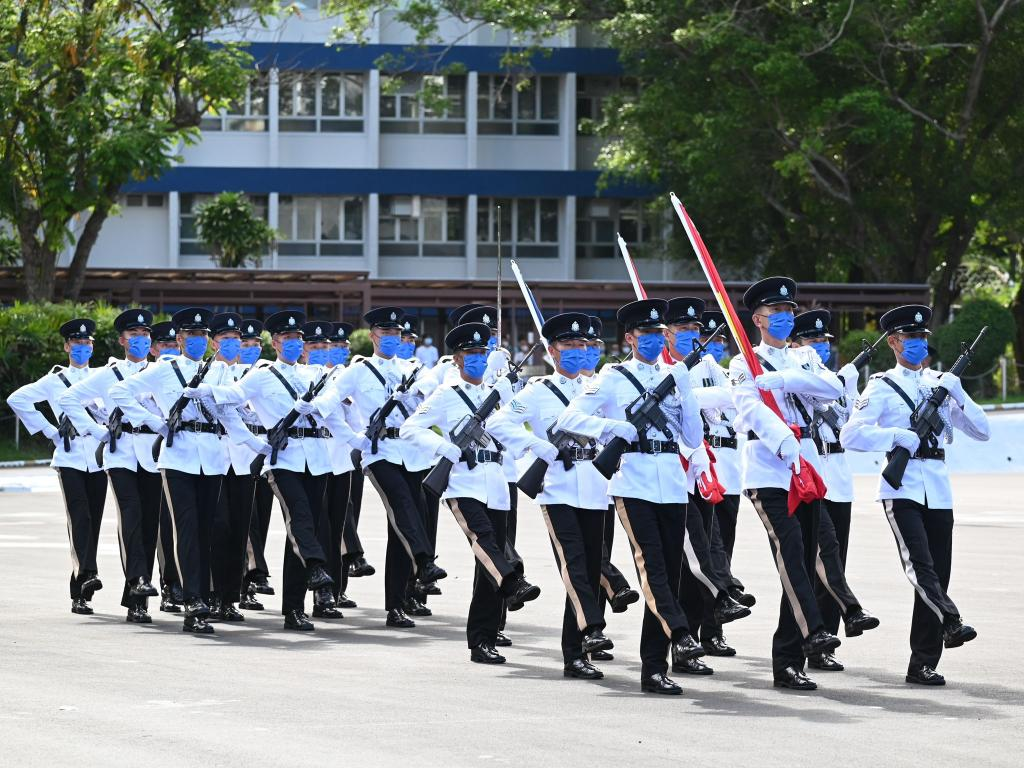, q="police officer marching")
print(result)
[841,304,989,686]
